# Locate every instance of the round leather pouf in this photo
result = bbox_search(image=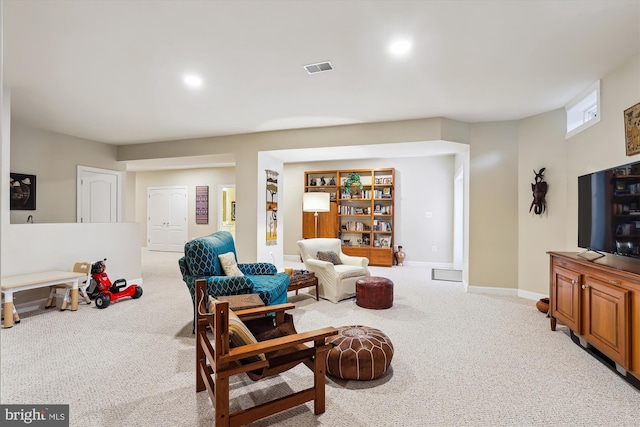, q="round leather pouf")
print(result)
[326,325,394,380]
[356,276,394,309]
